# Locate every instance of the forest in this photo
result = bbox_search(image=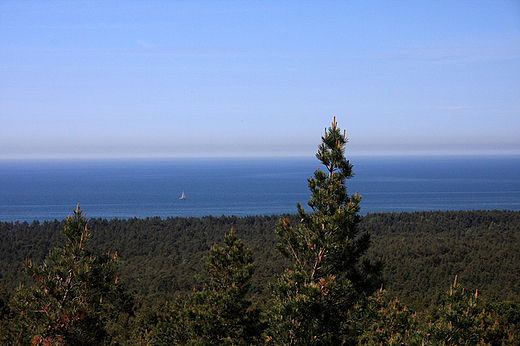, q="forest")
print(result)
[0,120,519,345]
[1,210,518,309]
